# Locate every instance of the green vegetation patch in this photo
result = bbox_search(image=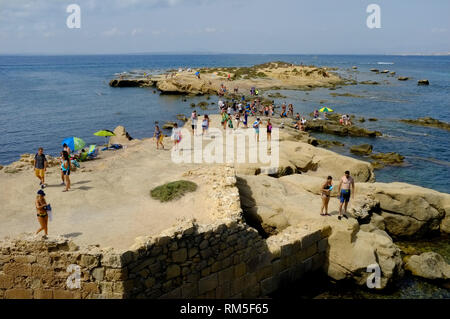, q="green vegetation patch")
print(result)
[150,180,198,202]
